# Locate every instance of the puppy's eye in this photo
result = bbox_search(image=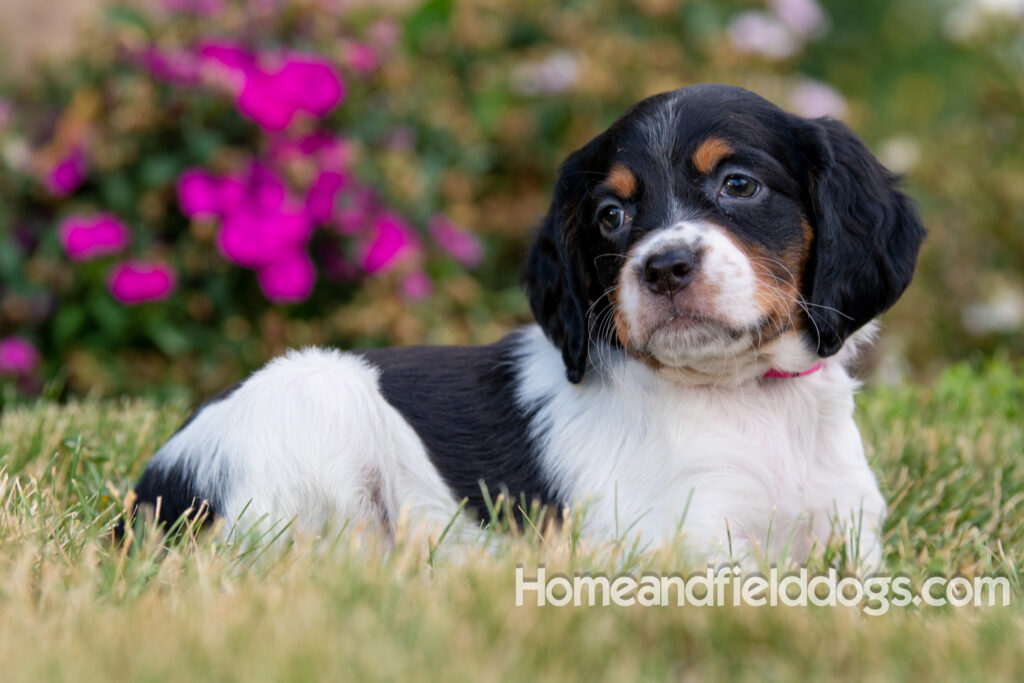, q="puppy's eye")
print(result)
[598,206,628,235]
[720,174,760,199]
